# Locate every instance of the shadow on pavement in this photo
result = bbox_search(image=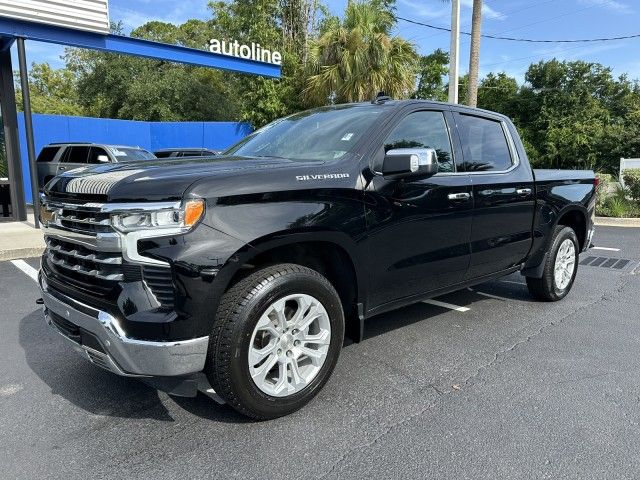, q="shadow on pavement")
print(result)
[18,309,243,423]
[360,280,530,341]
